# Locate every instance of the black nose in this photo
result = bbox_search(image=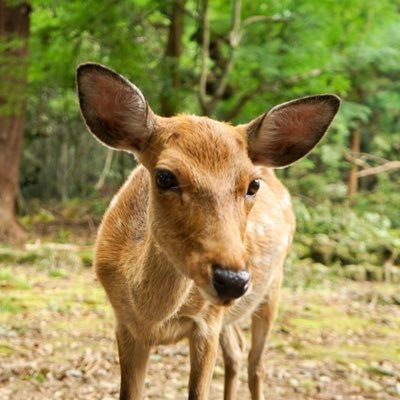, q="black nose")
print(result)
[212,265,250,300]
